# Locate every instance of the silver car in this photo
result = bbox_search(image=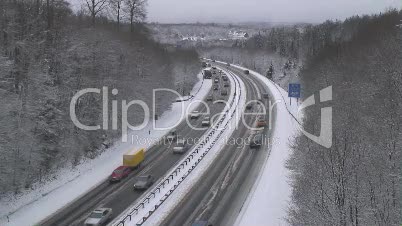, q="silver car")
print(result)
[173,138,190,154]
[84,208,112,226]
[133,175,155,190]
[190,111,201,119]
[202,117,211,127]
